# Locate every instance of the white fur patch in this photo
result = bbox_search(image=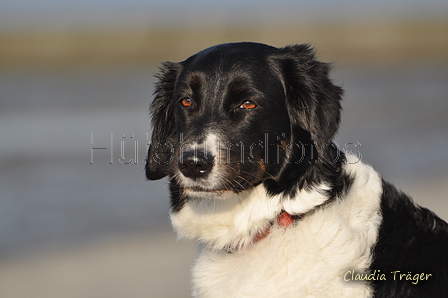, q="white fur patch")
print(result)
[280,182,331,215]
[171,155,383,297]
[170,179,333,251]
[170,184,282,251]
